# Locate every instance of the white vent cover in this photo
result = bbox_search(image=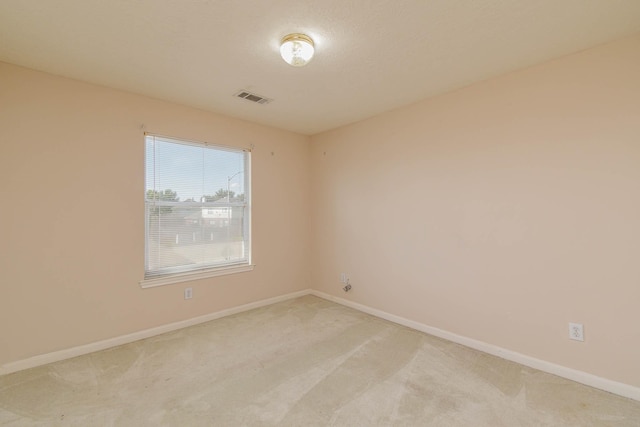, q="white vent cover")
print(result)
[234,90,273,105]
